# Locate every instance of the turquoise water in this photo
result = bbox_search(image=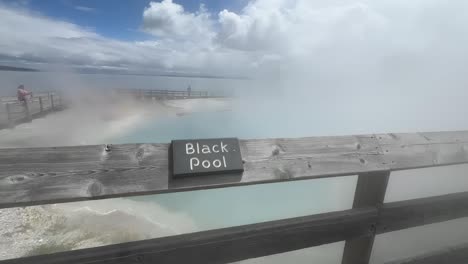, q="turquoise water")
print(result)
[105,99,359,231]
[133,176,356,230]
[103,104,468,263]
[109,106,357,232]
[105,88,468,232]
[112,111,241,143]
[3,72,468,262]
